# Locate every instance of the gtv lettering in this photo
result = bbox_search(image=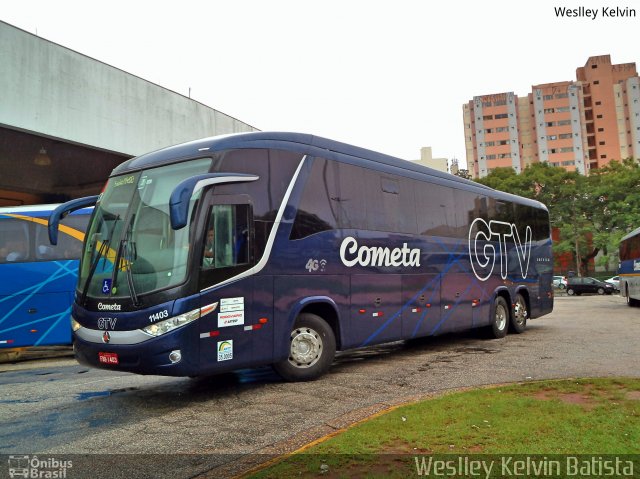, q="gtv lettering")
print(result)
[468,218,532,281]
